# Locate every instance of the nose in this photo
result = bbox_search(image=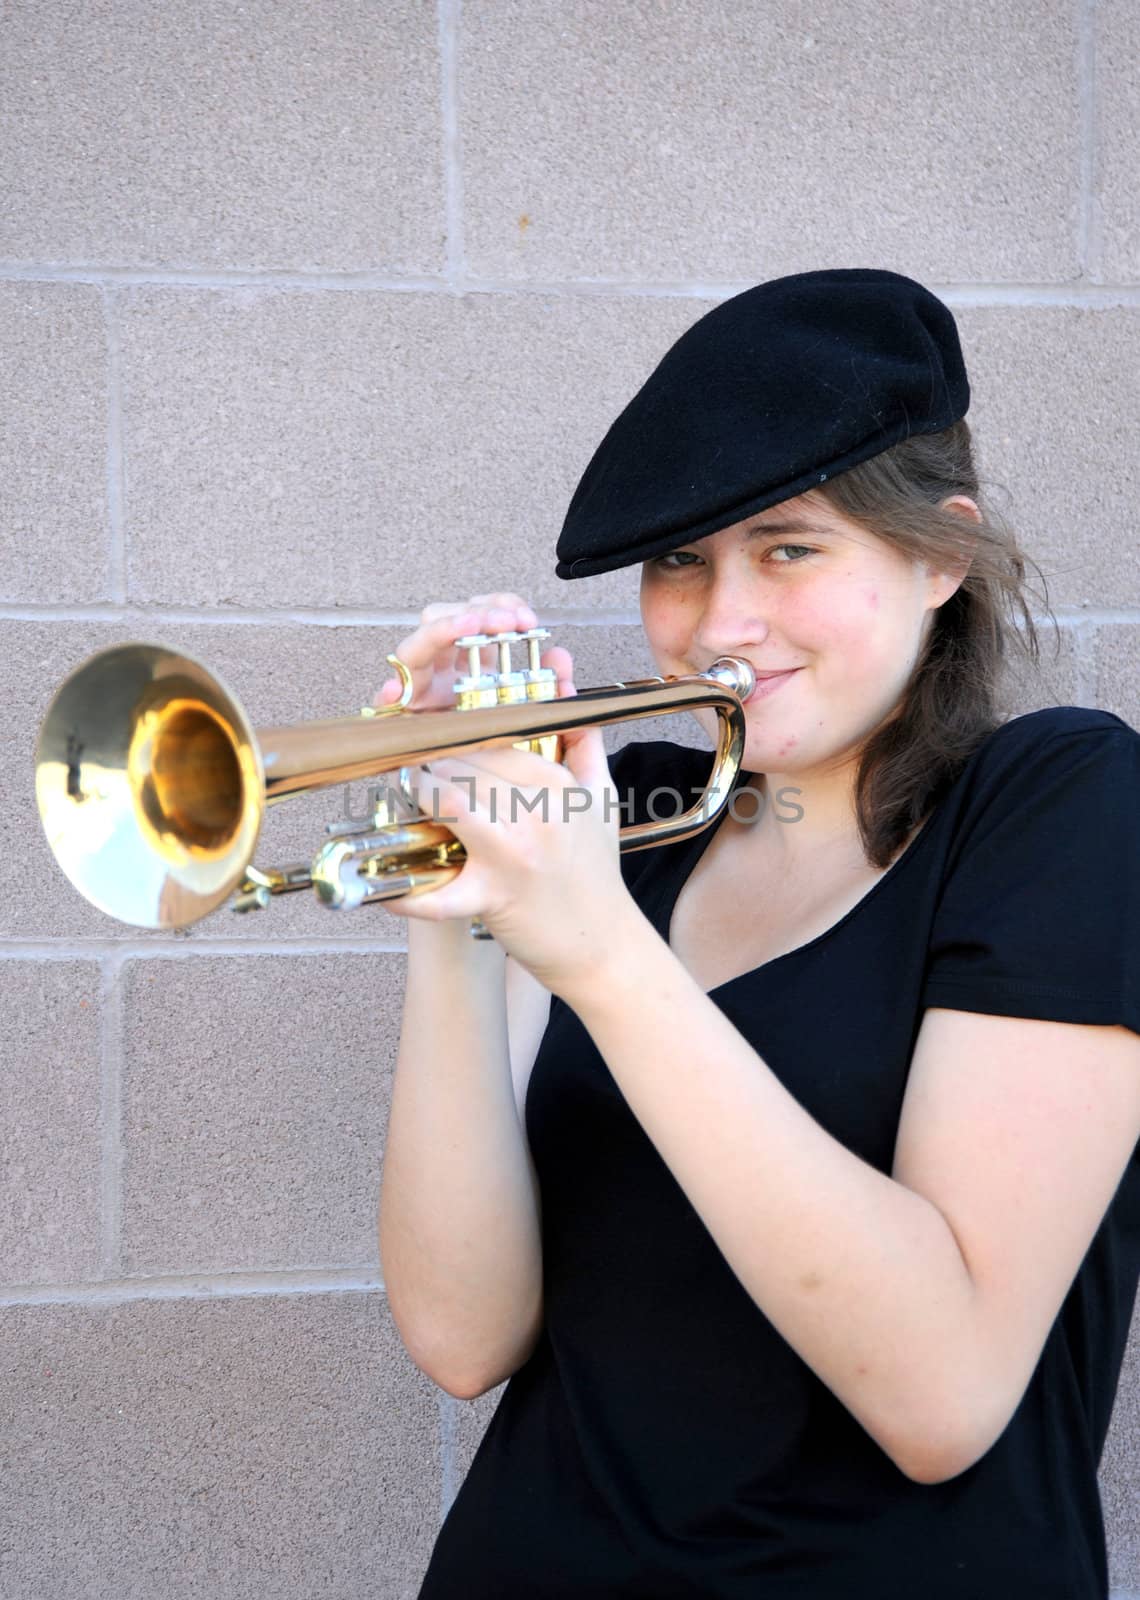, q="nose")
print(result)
[692,565,771,658]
